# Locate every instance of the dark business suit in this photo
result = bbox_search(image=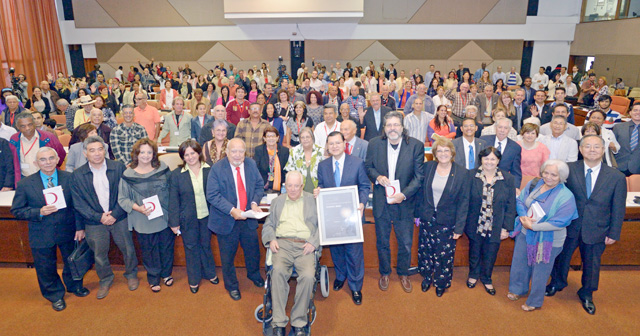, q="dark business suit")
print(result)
[323,95,342,107]
[549,161,626,300]
[169,165,217,286]
[71,159,138,287]
[513,102,530,132]
[523,87,536,106]
[199,119,236,144]
[452,137,487,170]
[207,157,264,291]
[11,170,83,303]
[416,162,470,289]
[317,154,371,291]
[365,135,425,276]
[253,143,289,191]
[465,168,516,284]
[347,137,368,162]
[0,138,14,189]
[362,106,393,141]
[191,114,214,141]
[612,121,640,175]
[480,135,522,187]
